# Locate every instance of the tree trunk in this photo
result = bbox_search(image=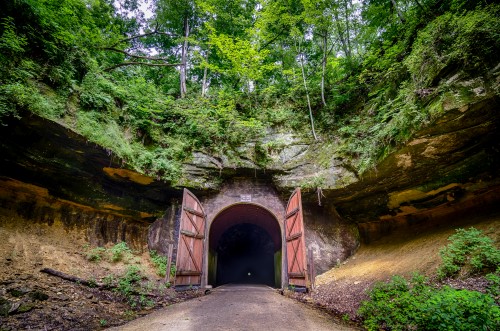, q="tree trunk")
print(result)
[298,41,318,141]
[333,9,350,58]
[180,16,189,98]
[201,50,209,97]
[344,0,352,58]
[390,0,405,24]
[321,32,327,107]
